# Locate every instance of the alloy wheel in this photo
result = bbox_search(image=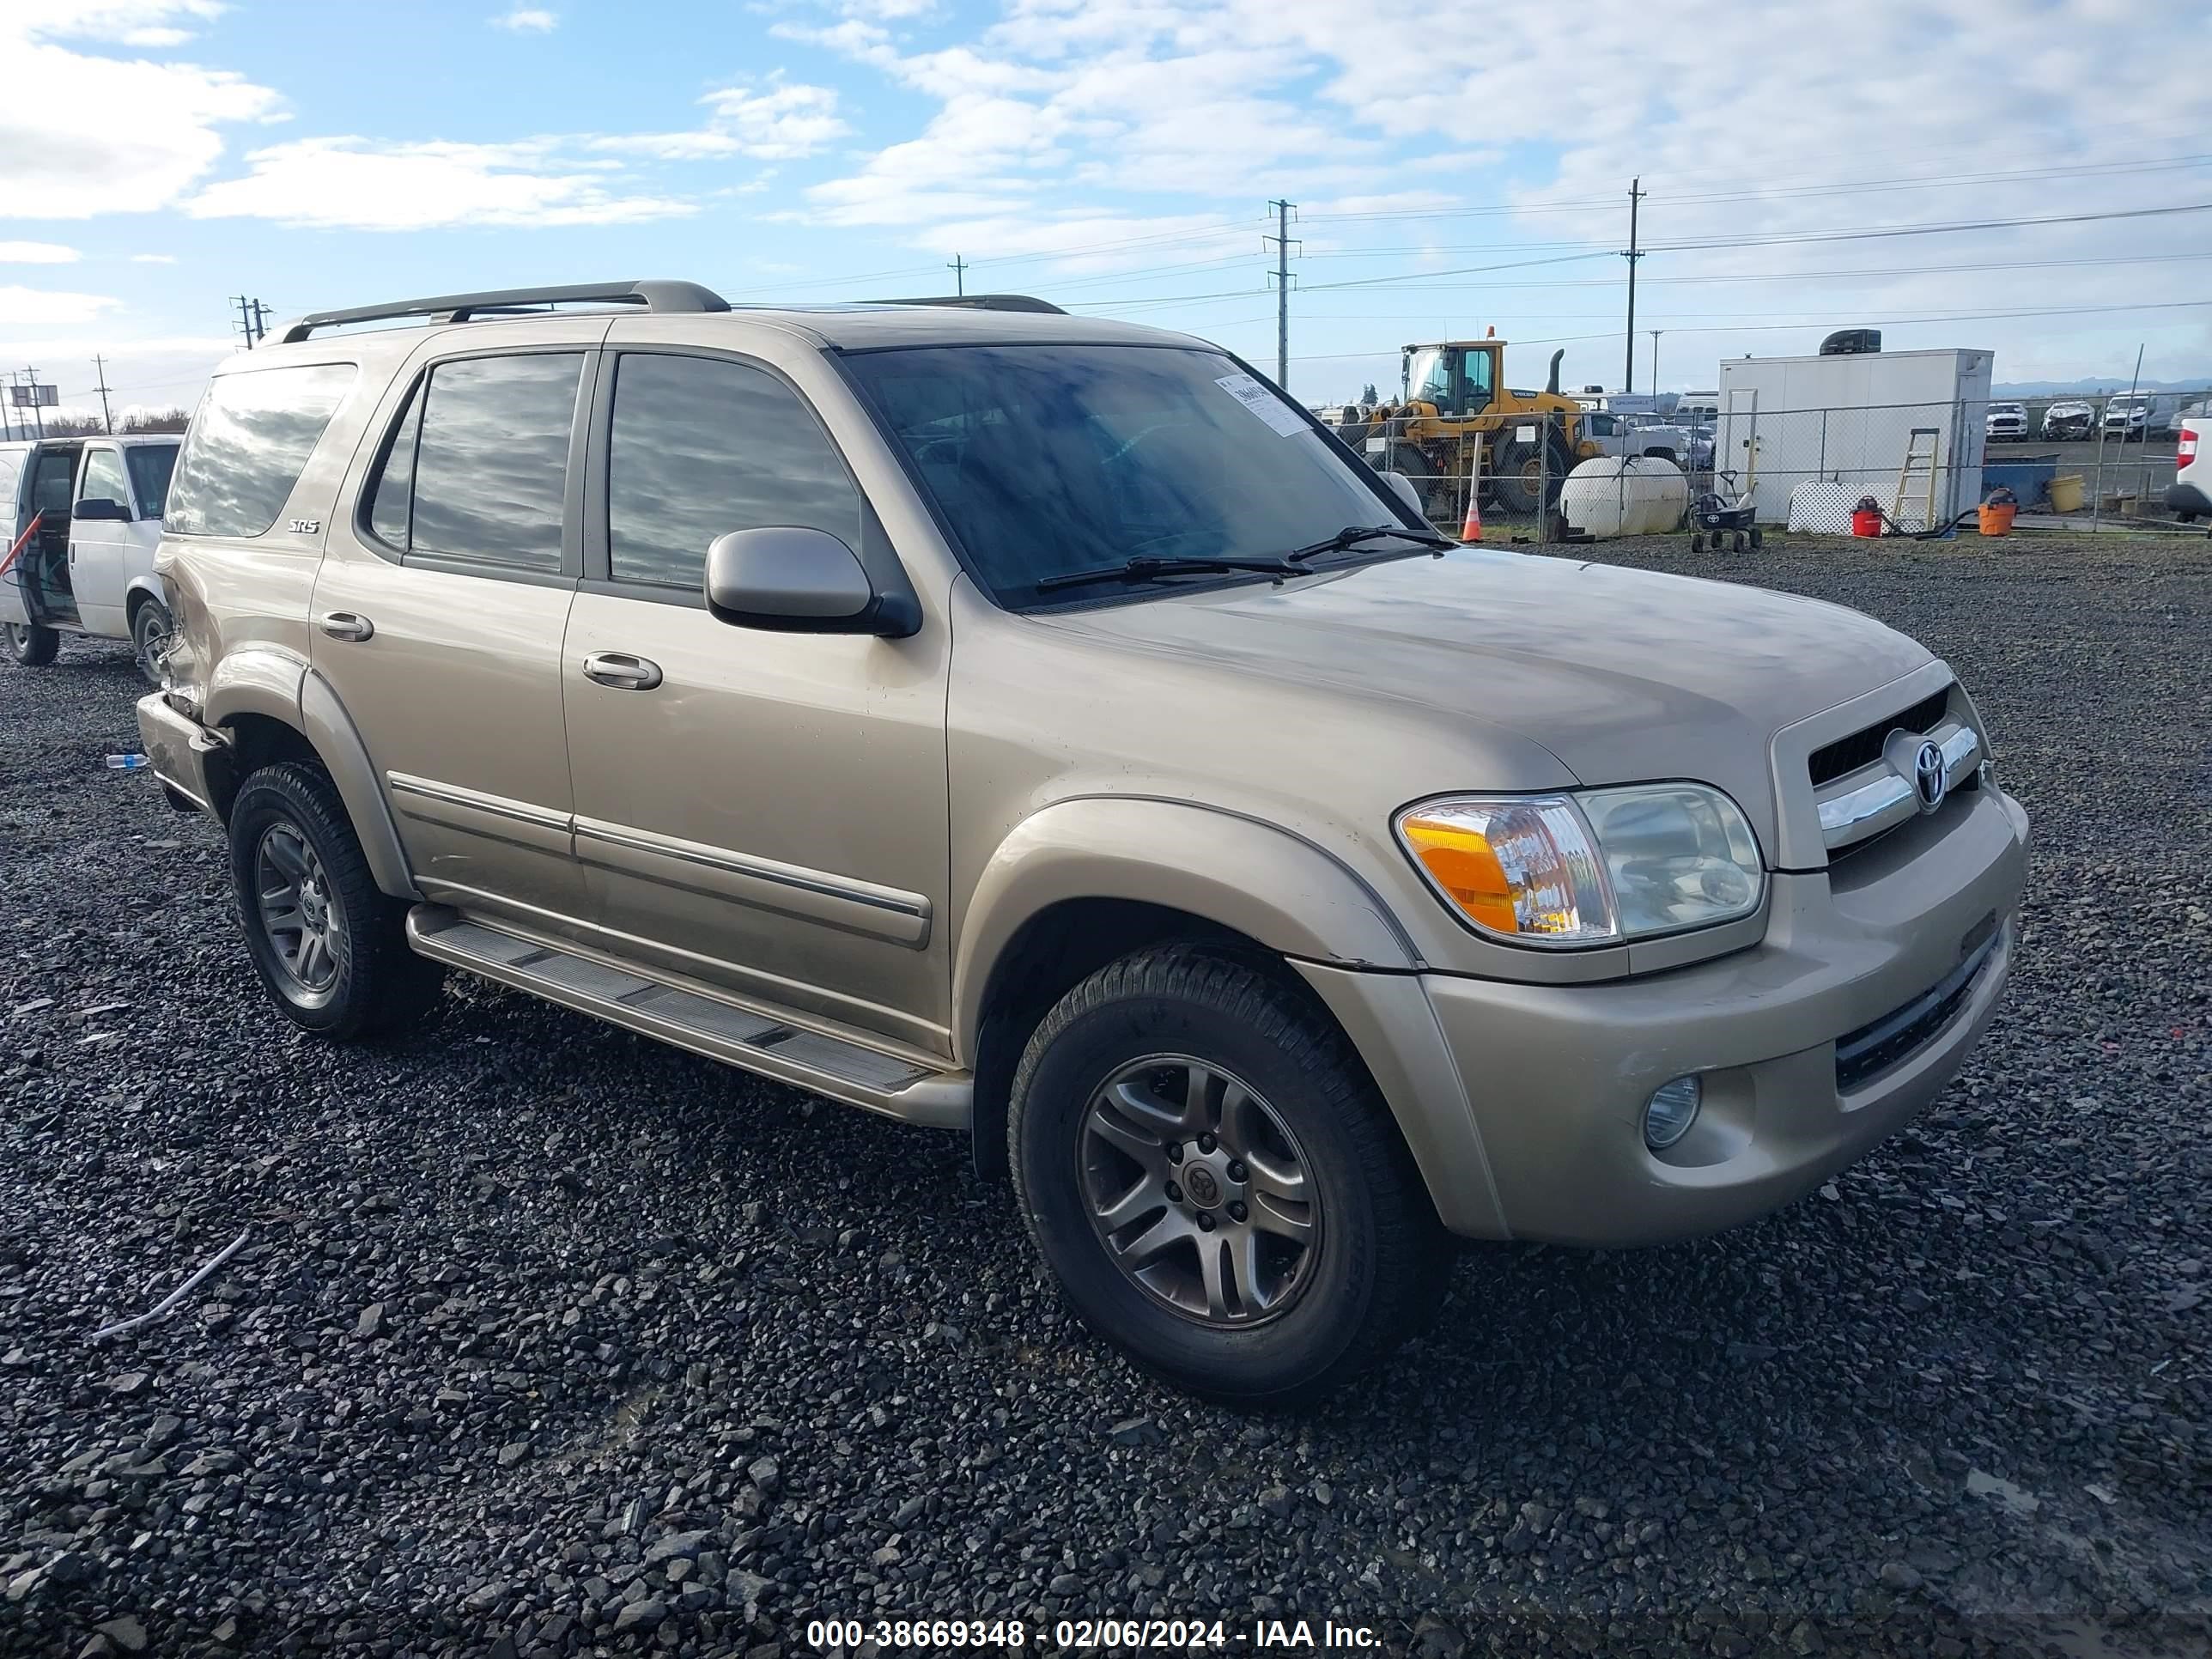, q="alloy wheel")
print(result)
[254,823,345,1006]
[1078,1054,1322,1328]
